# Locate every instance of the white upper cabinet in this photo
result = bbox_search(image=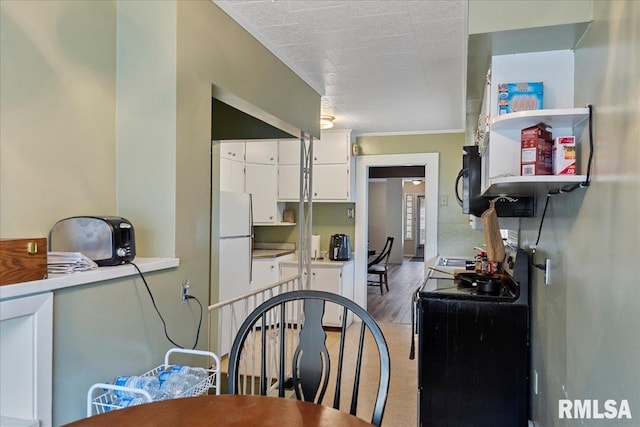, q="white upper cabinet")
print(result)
[245,162,278,224]
[245,140,278,164]
[220,157,245,193]
[220,141,244,161]
[313,130,349,164]
[277,139,300,165]
[277,129,355,202]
